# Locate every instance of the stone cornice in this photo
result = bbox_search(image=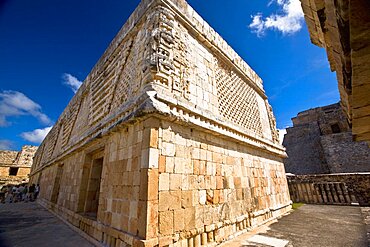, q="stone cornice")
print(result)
[32,0,284,173]
[31,83,285,175]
